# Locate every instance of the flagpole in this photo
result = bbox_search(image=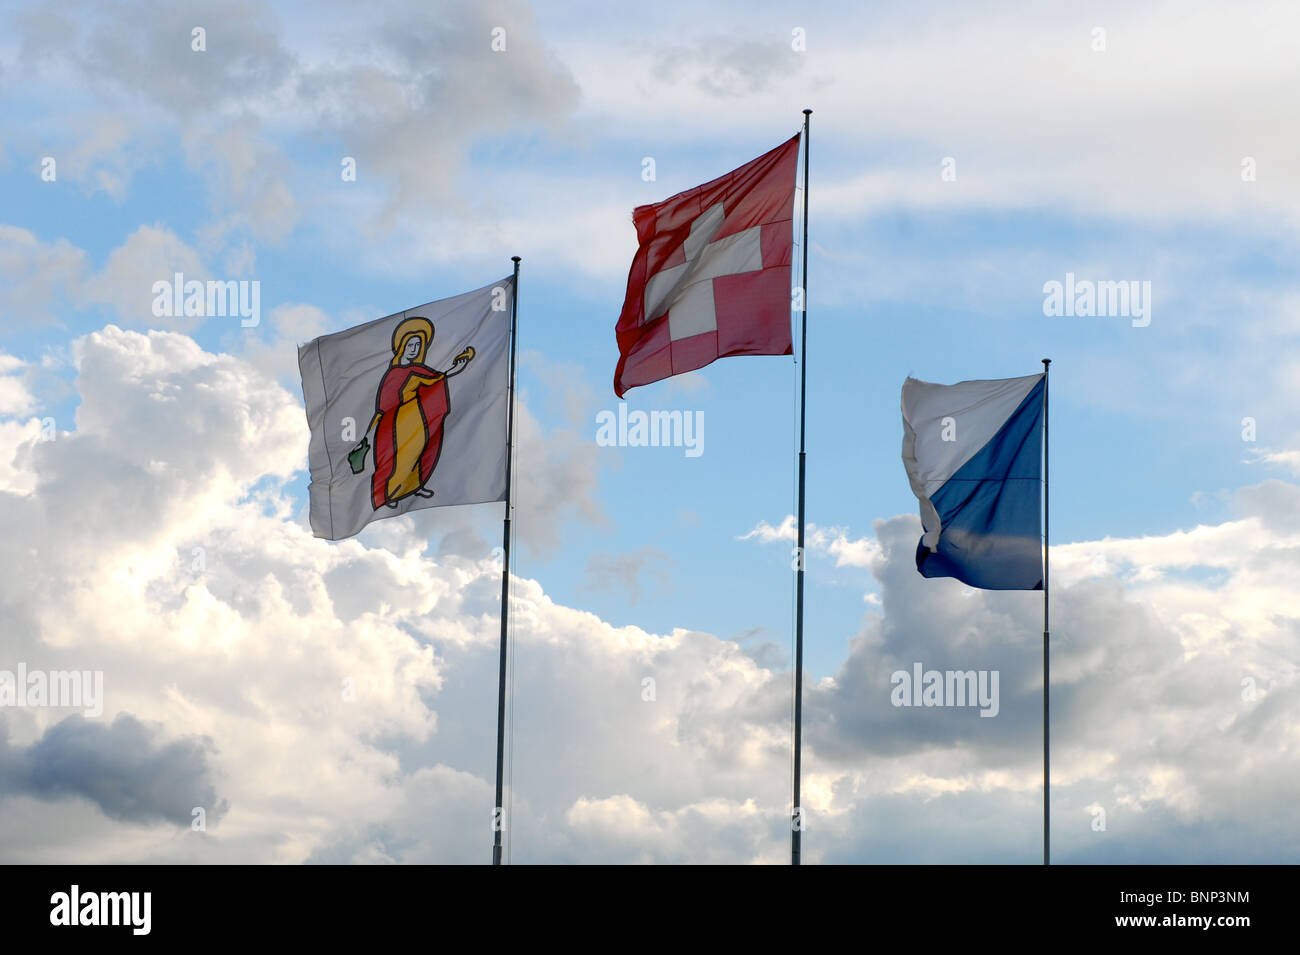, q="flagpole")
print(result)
[792,108,811,867]
[1041,357,1051,866]
[492,255,521,866]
